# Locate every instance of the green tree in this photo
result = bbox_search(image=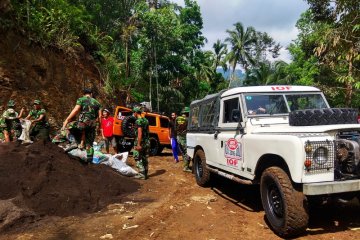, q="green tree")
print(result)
[225,22,256,76]
[212,39,228,72]
[306,0,360,106]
